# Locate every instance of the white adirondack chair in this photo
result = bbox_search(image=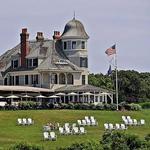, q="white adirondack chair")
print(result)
[22,118,27,125]
[72,127,80,134]
[115,123,120,130]
[49,132,57,141]
[104,123,109,130]
[59,127,65,135]
[79,127,87,134]
[27,118,34,125]
[120,124,127,130]
[43,132,49,140]
[109,123,114,130]
[17,118,22,125]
